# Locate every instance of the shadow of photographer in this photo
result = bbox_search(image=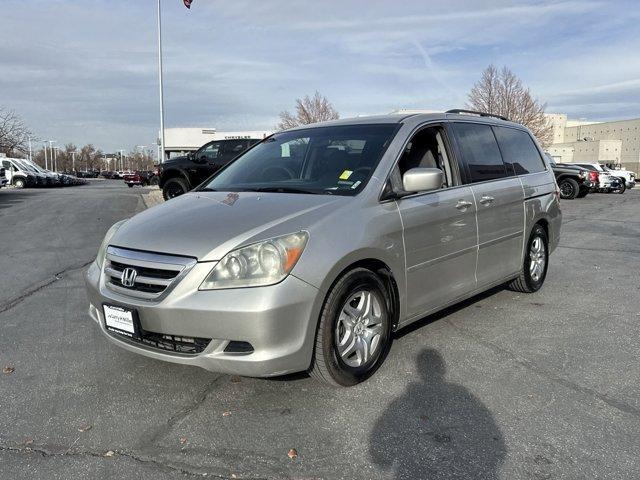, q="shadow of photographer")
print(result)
[370,348,506,479]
